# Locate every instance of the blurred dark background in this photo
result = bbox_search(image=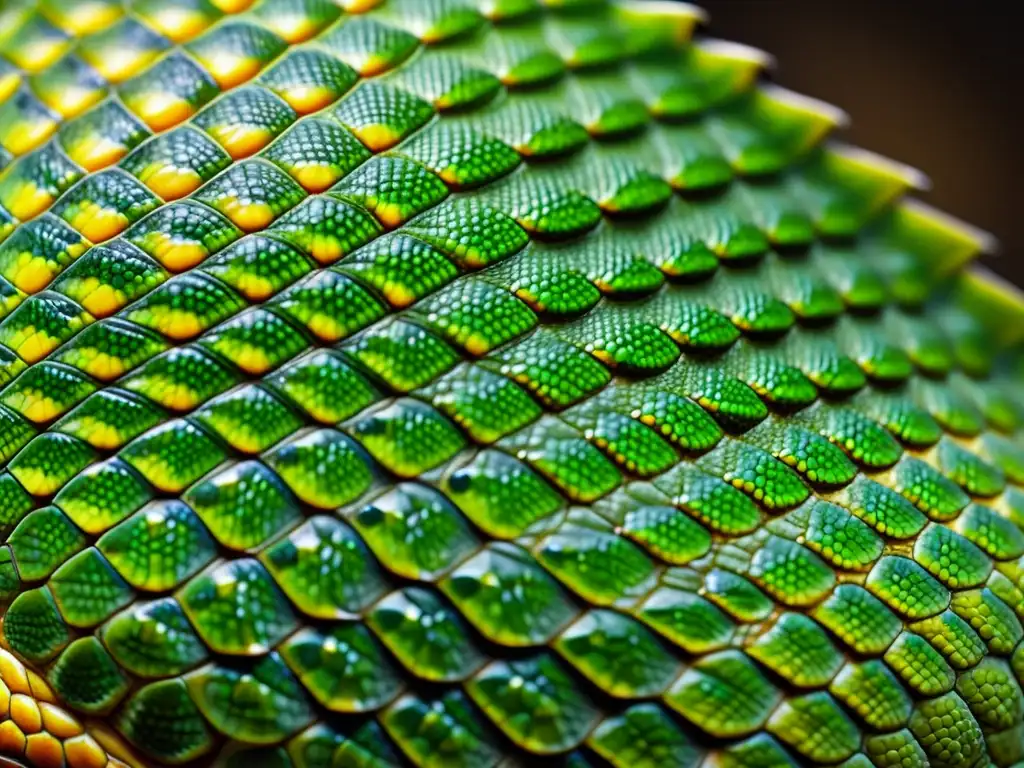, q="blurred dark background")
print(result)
[699,0,1023,284]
